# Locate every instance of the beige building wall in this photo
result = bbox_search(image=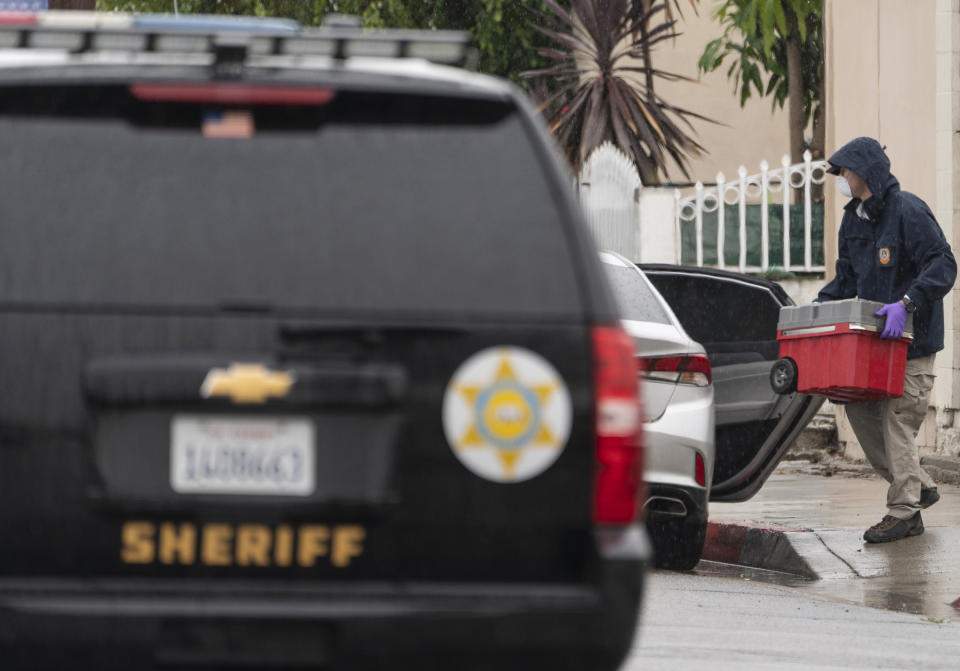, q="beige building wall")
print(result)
[651,1,791,185]
[825,0,960,459]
